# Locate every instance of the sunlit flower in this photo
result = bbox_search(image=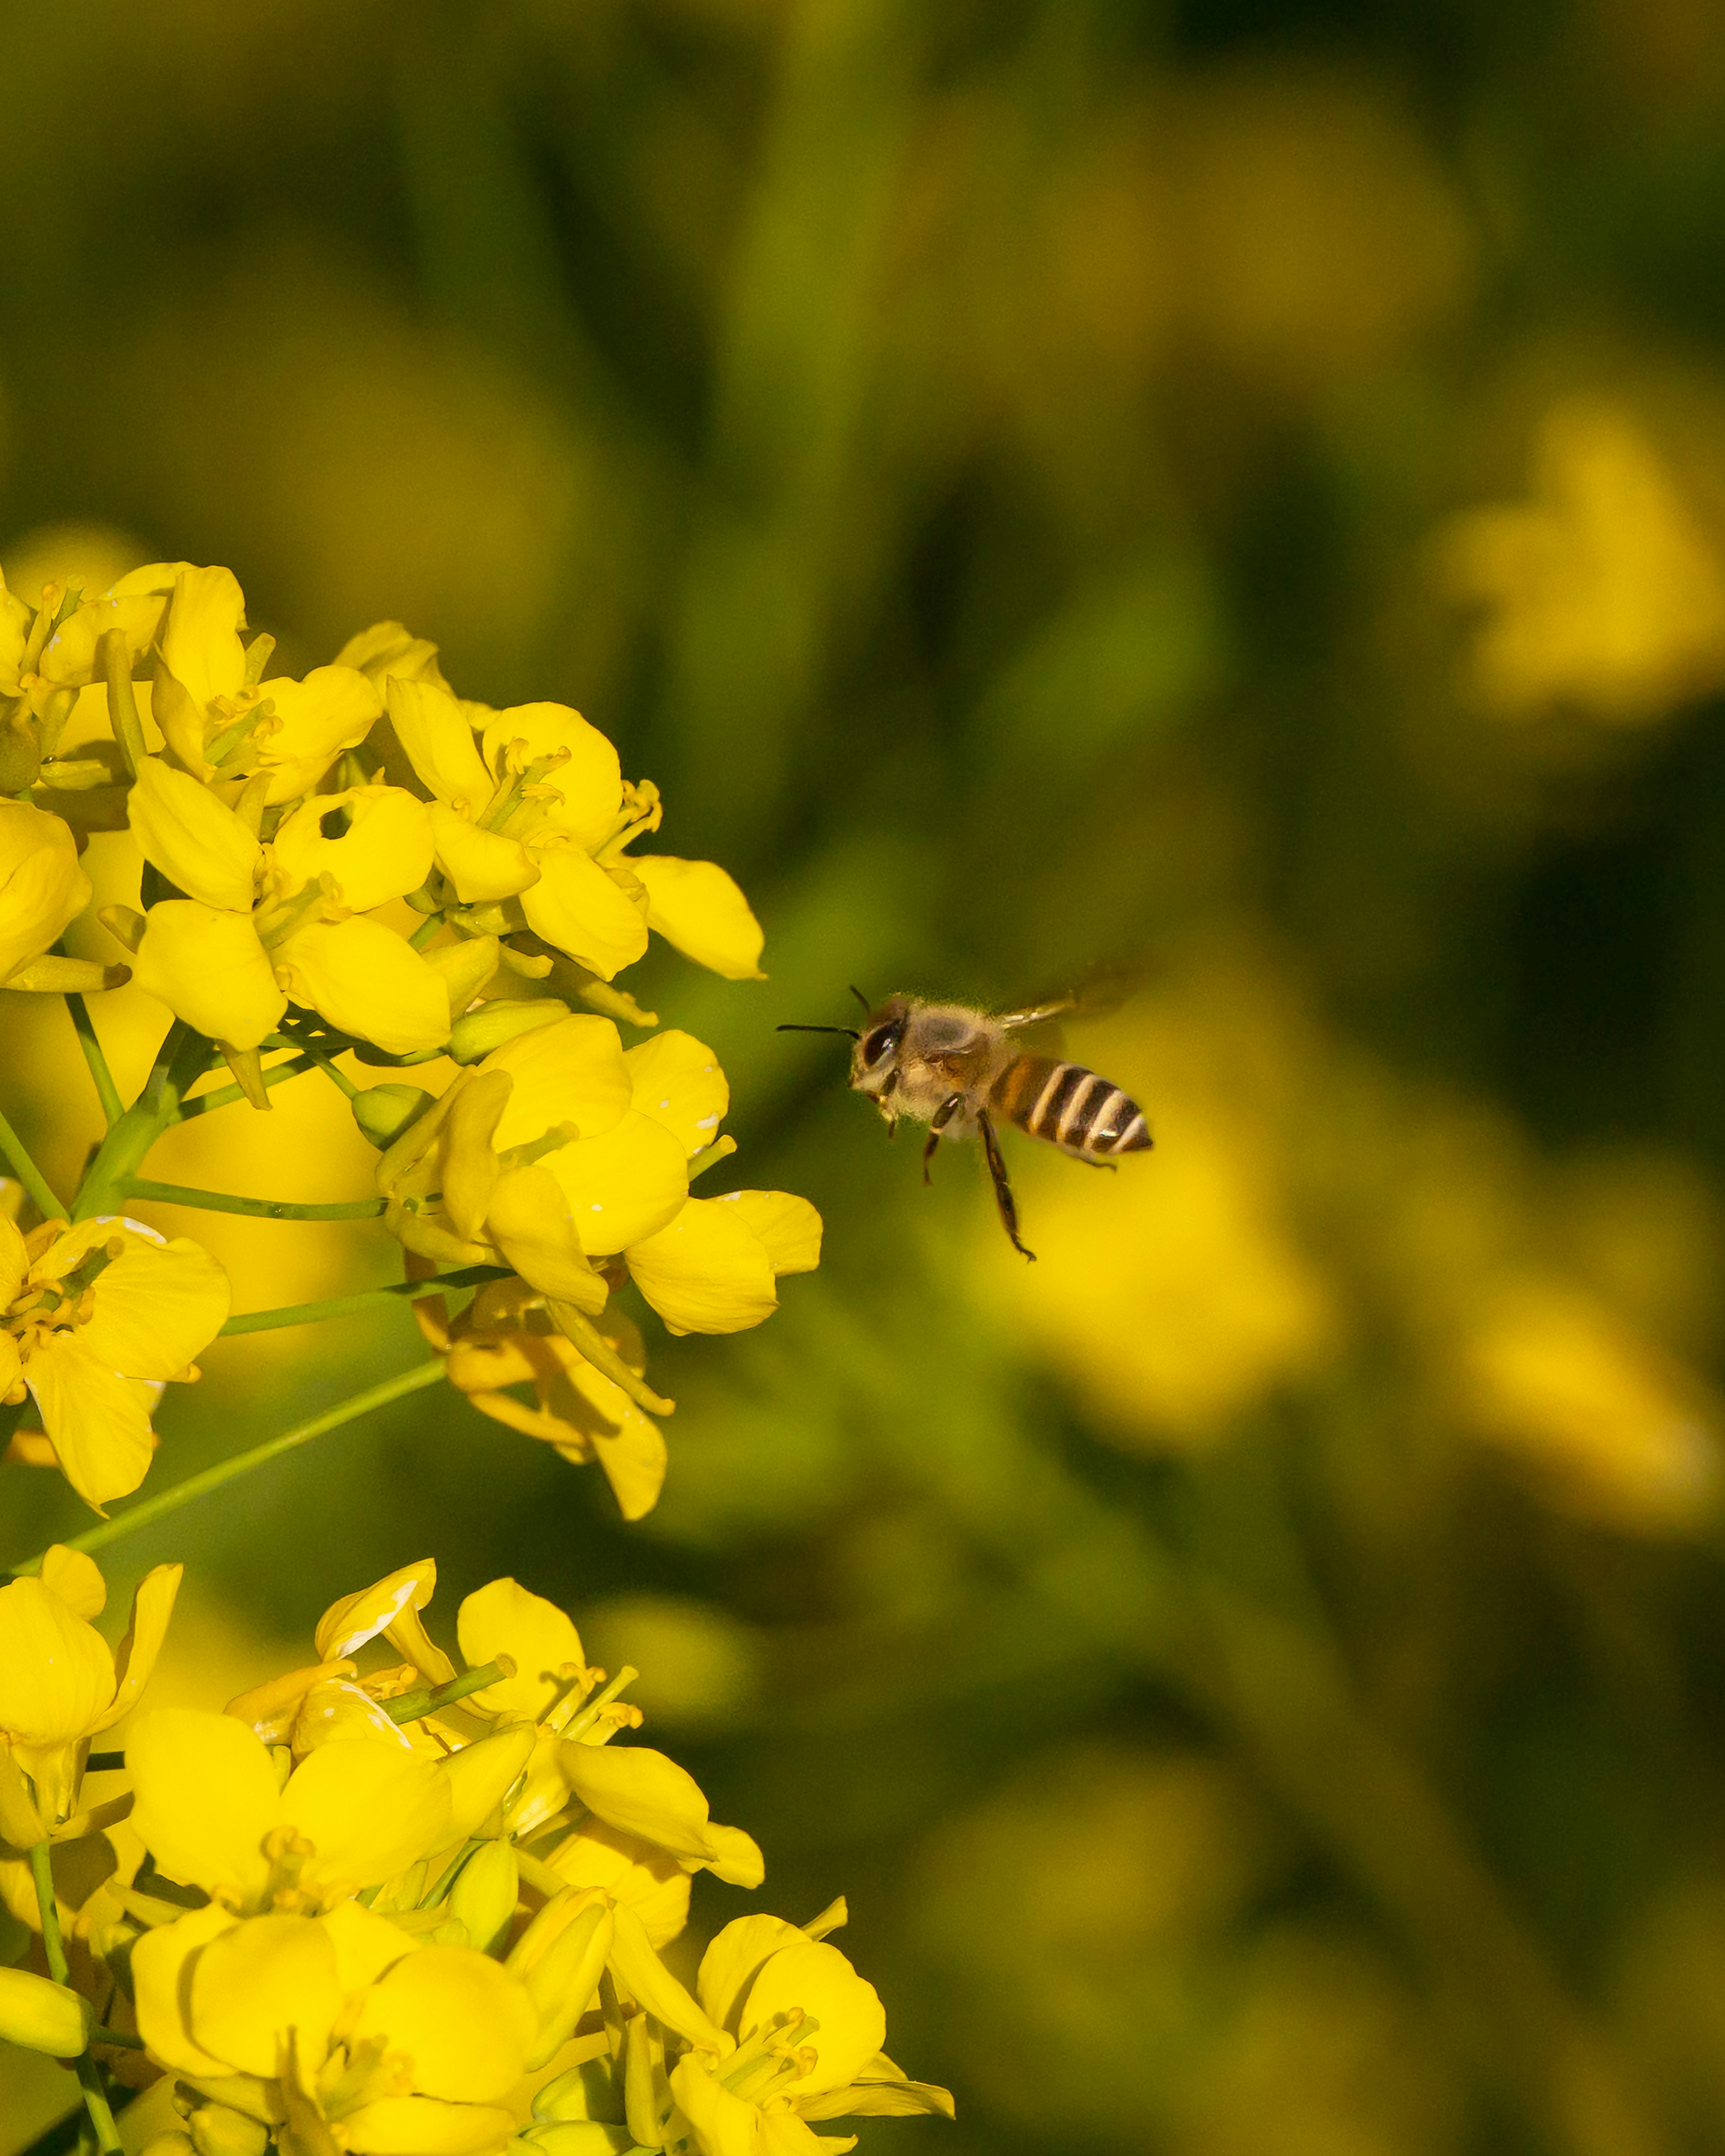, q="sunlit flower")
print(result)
[1438,398,1725,723]
[387,674,764,981]
[0,1545,179,1827]
[625,1190,823,1336]
[668,1908,952,2153]
[0,801,103,993]
[133,1899,532,2153]
[127,755,449,1055]
[0,1213,230,1510]
[128,1708,452,1912]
